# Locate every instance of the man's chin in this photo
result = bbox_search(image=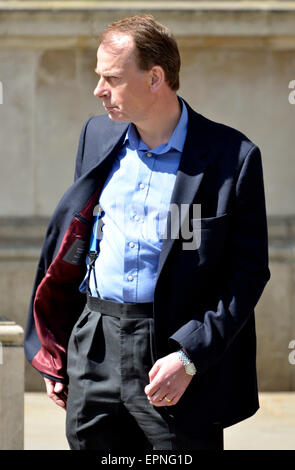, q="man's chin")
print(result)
[107,111,128,123]
[107,113,119,122]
